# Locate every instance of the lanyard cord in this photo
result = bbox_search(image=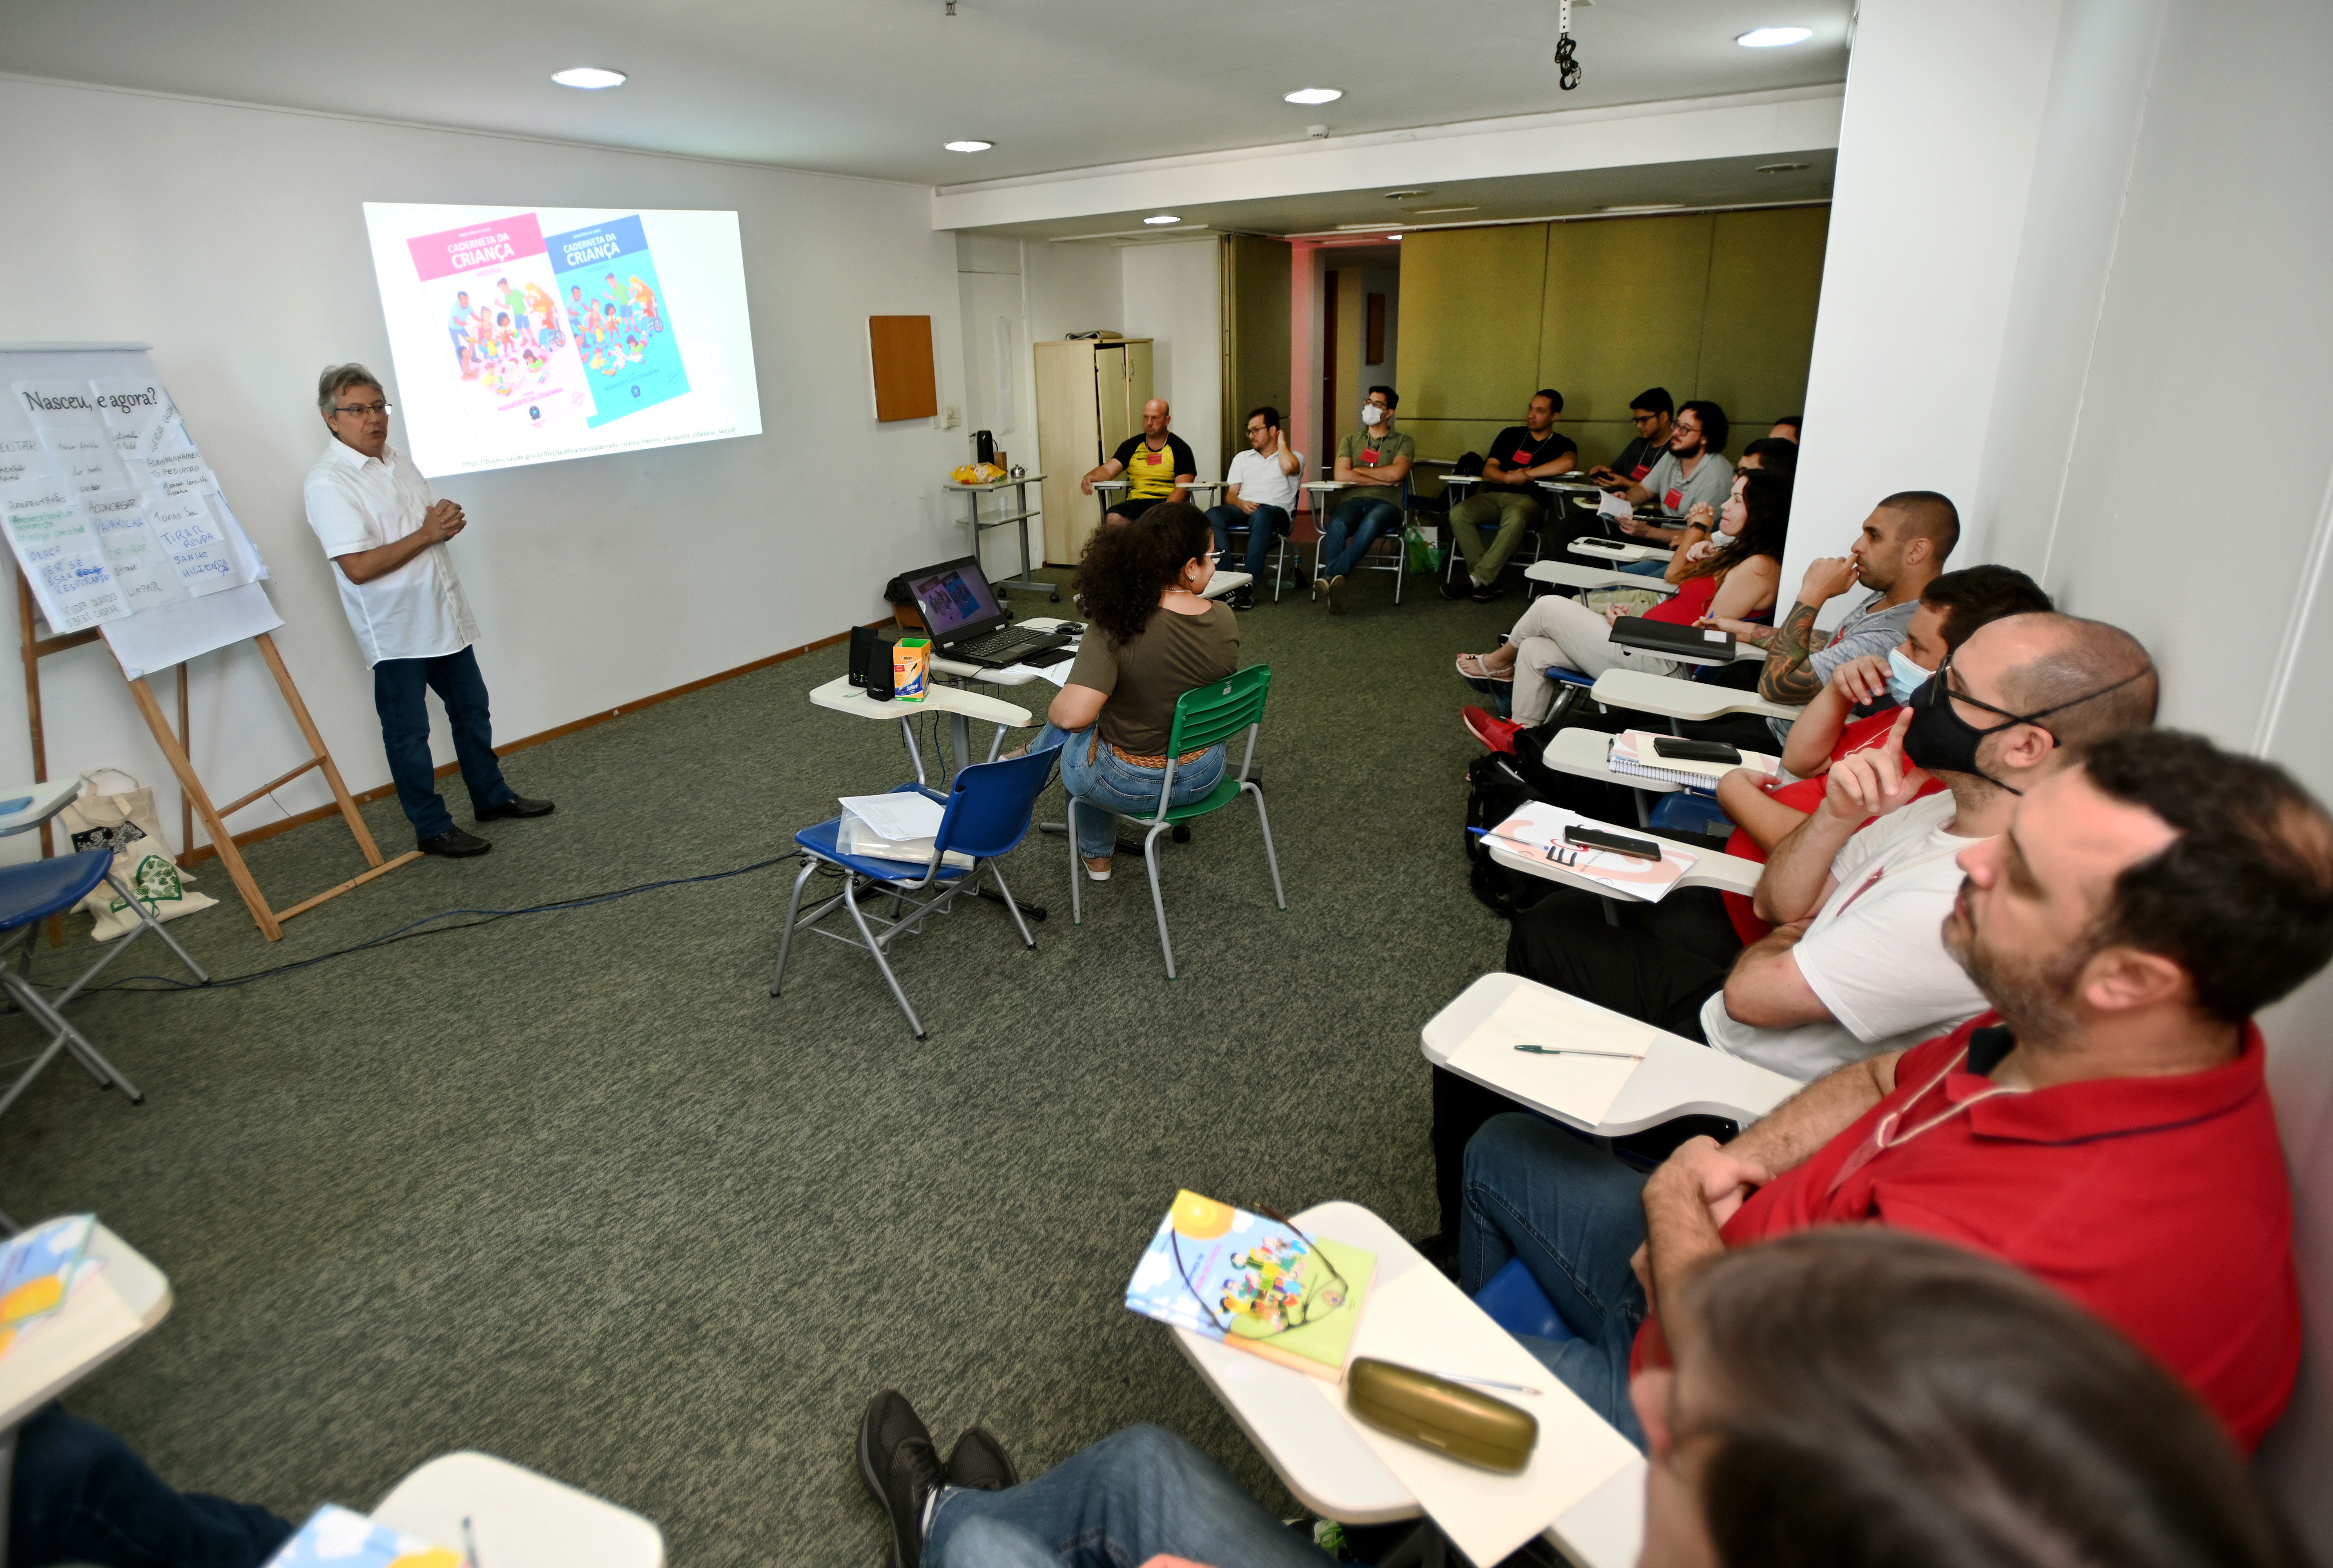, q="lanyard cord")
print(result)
[1824,1046,2025,1196]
